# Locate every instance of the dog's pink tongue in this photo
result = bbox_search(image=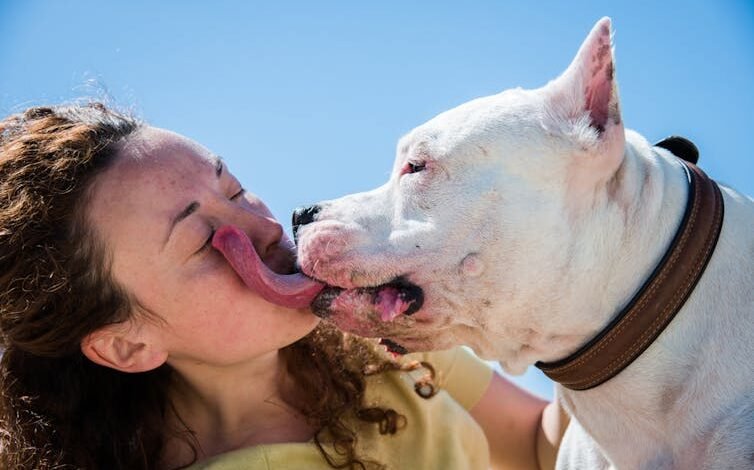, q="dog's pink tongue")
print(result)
[212,225,324,309]
[374,286,412,322]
